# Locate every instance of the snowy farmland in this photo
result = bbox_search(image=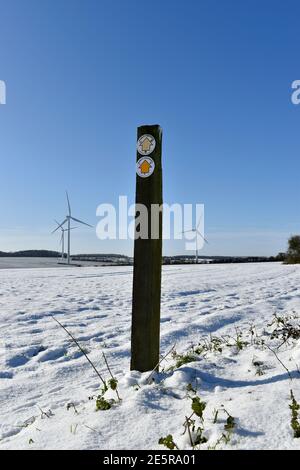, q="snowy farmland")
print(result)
[0,262,300,450]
